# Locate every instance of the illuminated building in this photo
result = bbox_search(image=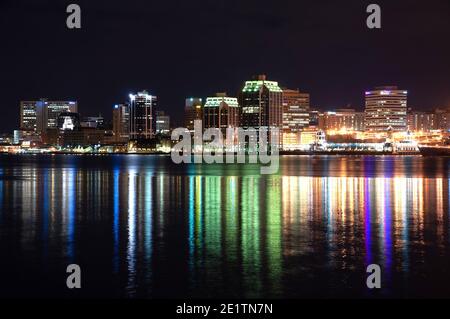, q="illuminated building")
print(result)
[309,110,321,126]
[113,103,130,142]
[203,93,240,136]
[129,91,156,140]
[81,115,104,129]
[19,101,38,131]
[155,111,170,136]
[300,128,325,145]
[365,86,408,132]
[185,98,203,133]
[282,132,301,149]
[38,99,78,133]
[240,75,283,147]
[240,75,283,129]
[13,129,41,145]
[407,110,435,132]
[20,99,78,133]
[319,108,365,133]
[58,128,105,147]
[433,108,450,131]
[282,88,310,133]
[0,133,12,144]
[283,88,310,109]
[283,105,309,133]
